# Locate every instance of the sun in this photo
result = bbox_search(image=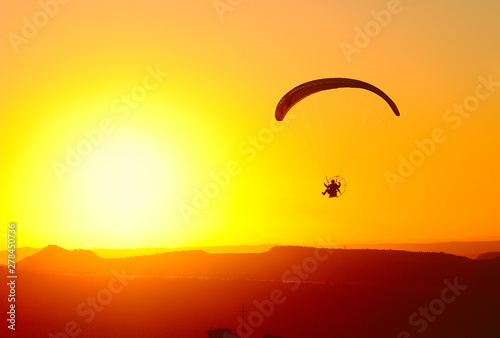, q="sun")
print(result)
[78,134,180,234]
[86,145,160,212]
[87,139,161,209]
